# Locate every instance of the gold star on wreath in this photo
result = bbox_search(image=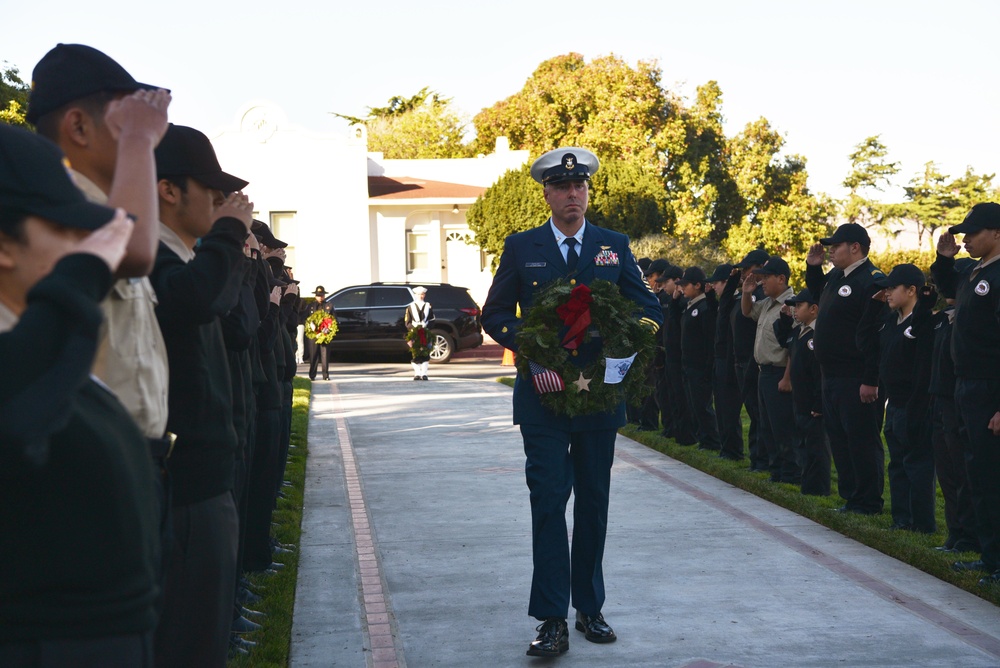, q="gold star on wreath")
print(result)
[573,372,592,393]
